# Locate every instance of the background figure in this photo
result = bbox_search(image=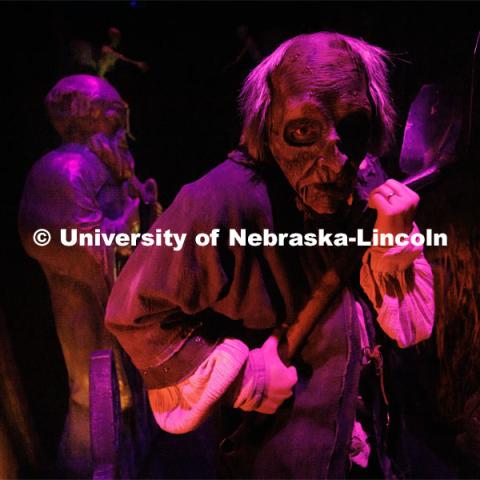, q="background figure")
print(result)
[17,75,158,477]
[67,27,148,79]
[98,27,149,78]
